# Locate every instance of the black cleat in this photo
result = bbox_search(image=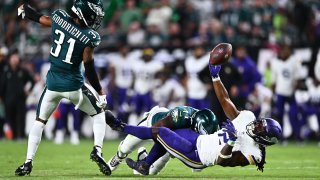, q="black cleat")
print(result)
[109,120,126,132]
[126,158,150,176]
[15,161,33,176]
[90,147,111,176]
[133,147,149,175]
[105,111,126,132]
